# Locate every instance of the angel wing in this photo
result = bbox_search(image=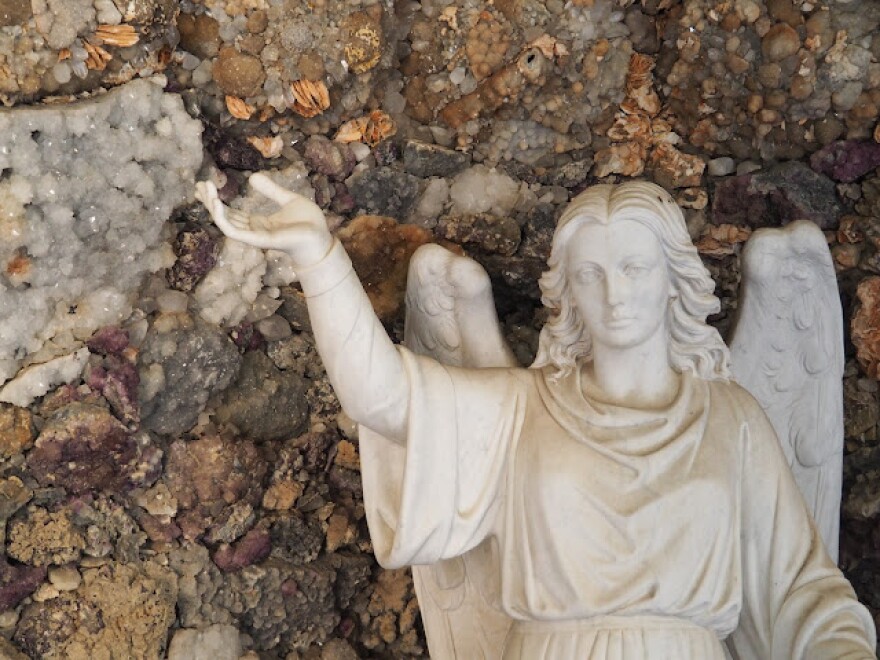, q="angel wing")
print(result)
[728,220,844,562]
[365,243,518,659]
